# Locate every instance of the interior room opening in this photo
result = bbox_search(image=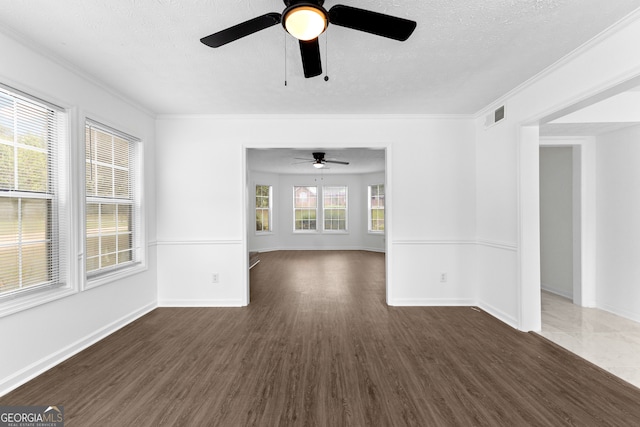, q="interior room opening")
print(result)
[523,77,640,387]
[245,147,387,305]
